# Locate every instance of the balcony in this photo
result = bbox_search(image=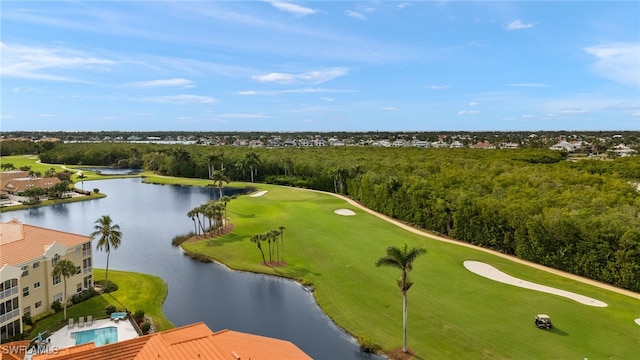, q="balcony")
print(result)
[0,308,20,324]
[0,286,18,300]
